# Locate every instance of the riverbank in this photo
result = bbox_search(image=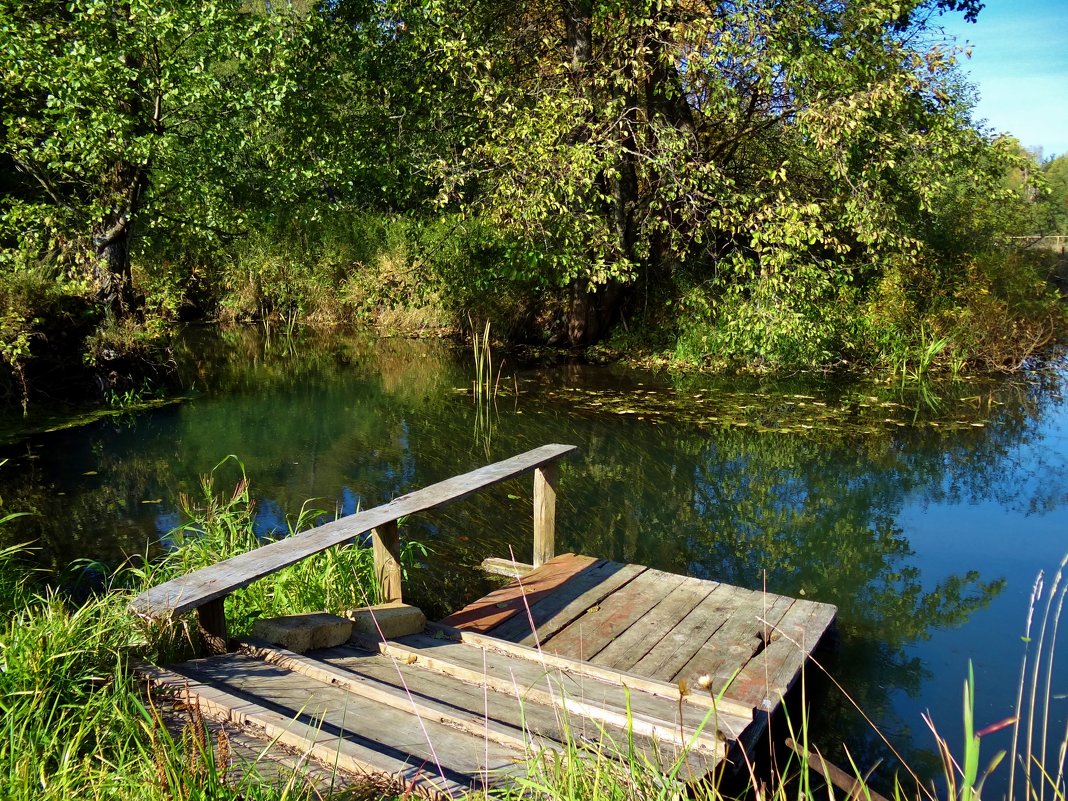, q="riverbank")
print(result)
[2,514,1064,801]
[3,206,1066,414]
[0,327,1065,797]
